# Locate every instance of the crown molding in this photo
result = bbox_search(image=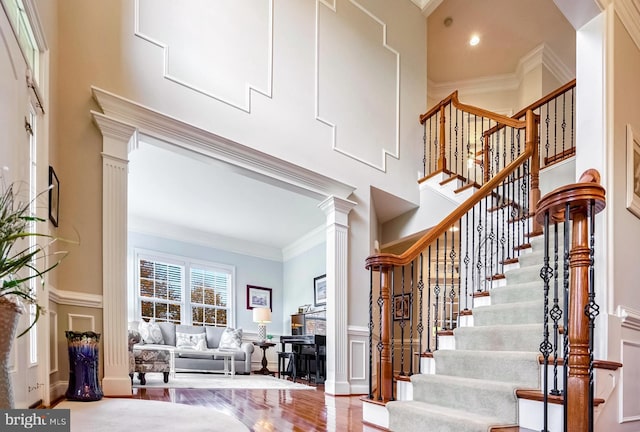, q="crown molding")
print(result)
[282,224,326,262]
[91,87,356,201]
[419,0,443,16]
[128,215,283,262]
[428,43,575,101]
[615,0,640,52]
[49,286,103,308]
[618,305,640,331]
